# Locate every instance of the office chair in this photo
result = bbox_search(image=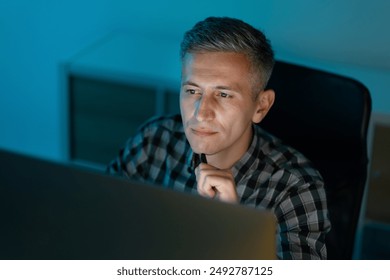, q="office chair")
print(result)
[262,60,372,259]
